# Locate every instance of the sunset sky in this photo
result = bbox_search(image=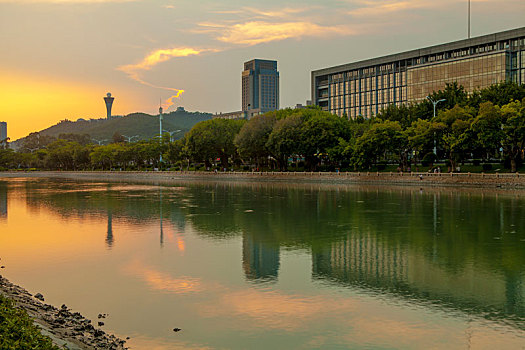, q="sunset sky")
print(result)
[1,0,524,140]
